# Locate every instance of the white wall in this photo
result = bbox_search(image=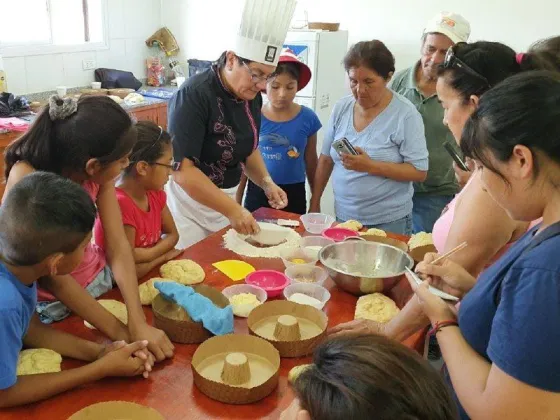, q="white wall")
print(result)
[2,0,162,95]
[161,0,560,71]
